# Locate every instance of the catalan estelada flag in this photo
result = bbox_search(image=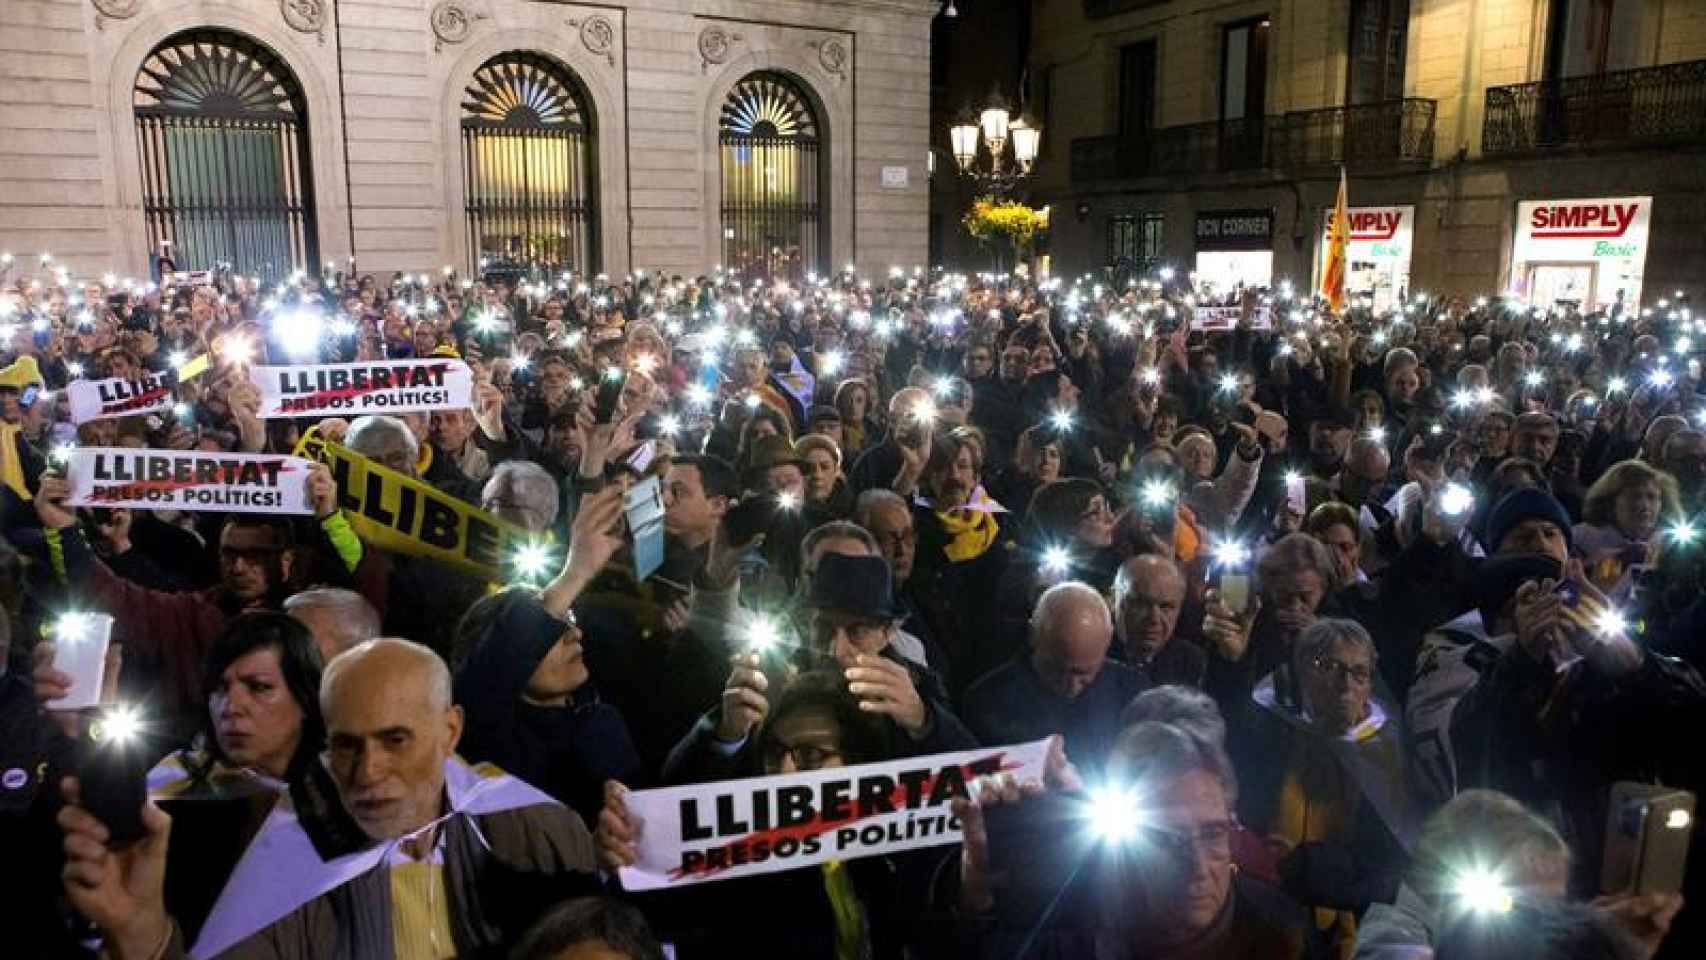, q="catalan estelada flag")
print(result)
[1320,166,1349,313]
